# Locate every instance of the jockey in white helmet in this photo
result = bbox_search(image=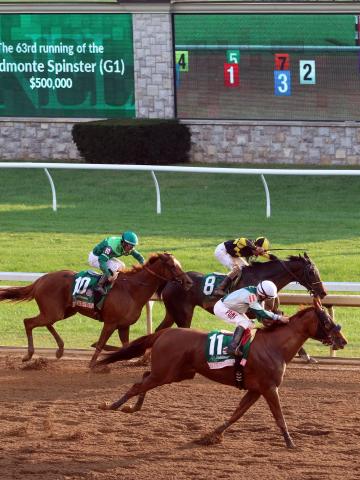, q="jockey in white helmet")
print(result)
[213,280,289,356]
